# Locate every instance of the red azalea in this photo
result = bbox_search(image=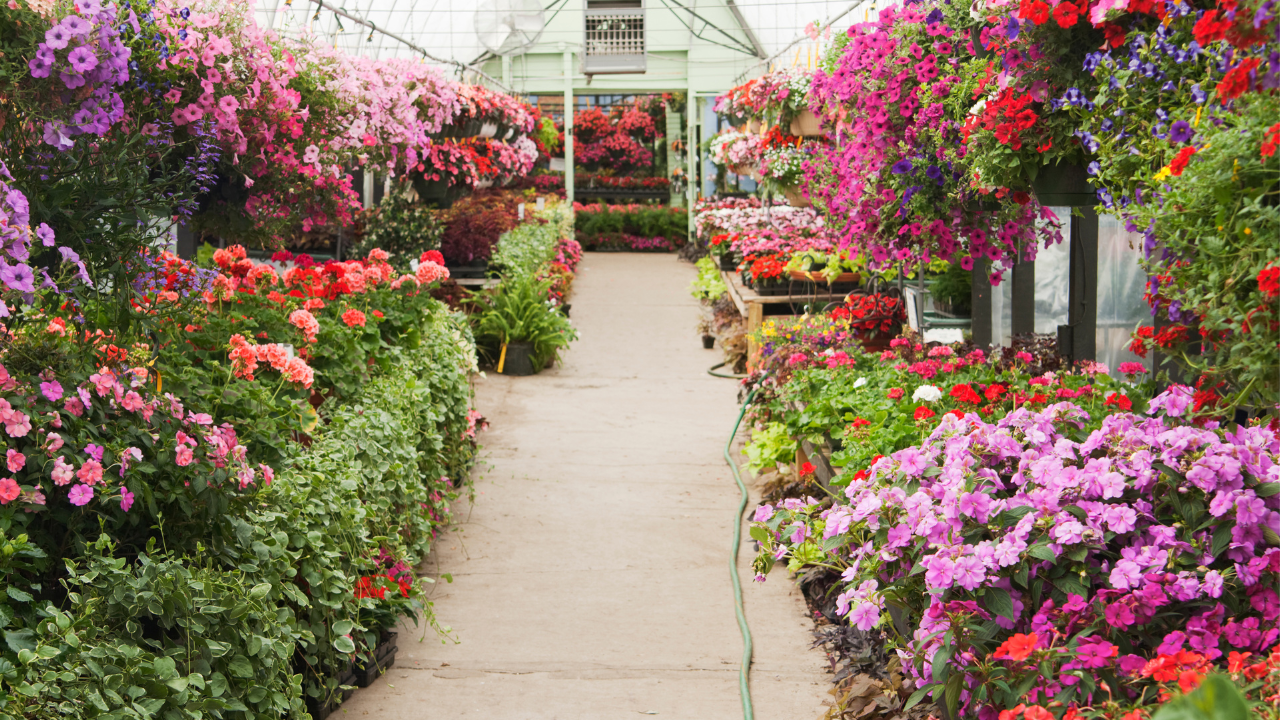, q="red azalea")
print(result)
[913,405,936,421]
